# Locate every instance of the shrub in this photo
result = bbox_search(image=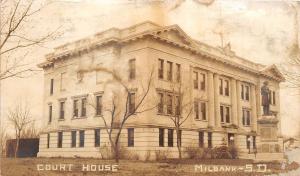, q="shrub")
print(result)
[155,150,169,161]
[210,146,239,159]
[144,150,151,161]
[185,147,207,159]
